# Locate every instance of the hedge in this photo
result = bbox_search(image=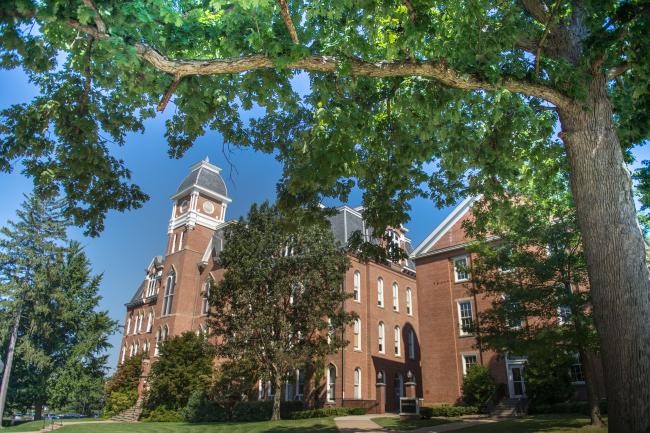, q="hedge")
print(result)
[231,400,305,421]
[529,400,607,416]
[288,407,368,419]
[420,405,480,418]
[141,407,183,422]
